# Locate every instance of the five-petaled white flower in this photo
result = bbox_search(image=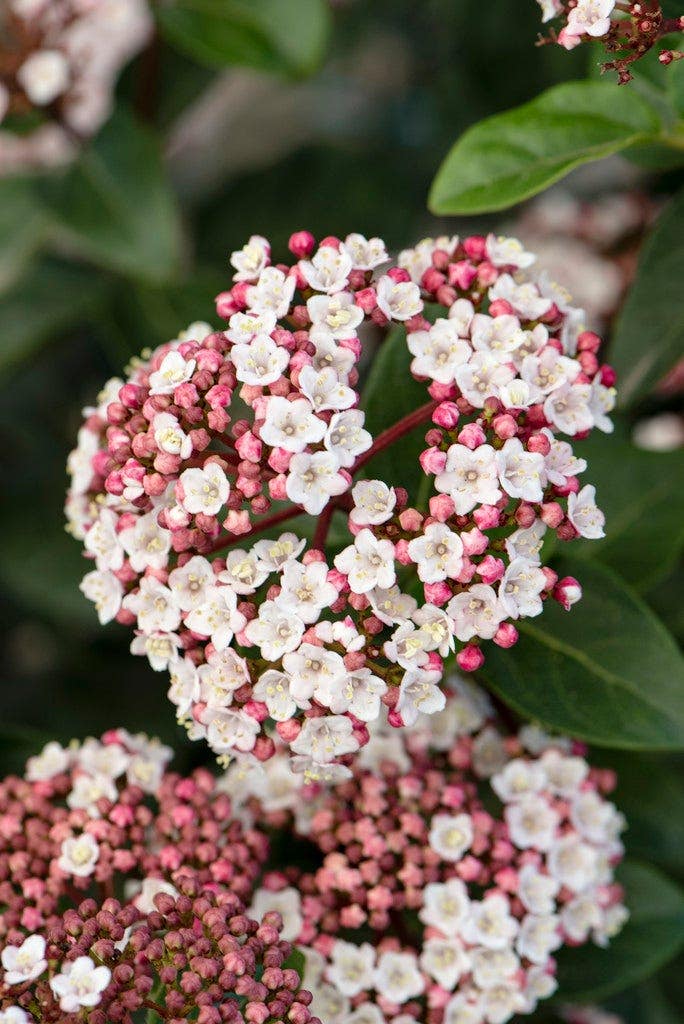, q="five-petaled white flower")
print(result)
[49,956,111,1013]
[260,396,326,452]
[178,463,230,517]
[435,444,502,514]
[148,351,197,395]
[335,529,396,594]
[408,523,464,583]
[58,832,100,877]
[2,935,48,986]
[300,245,353,294]
[286,451,348,515]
